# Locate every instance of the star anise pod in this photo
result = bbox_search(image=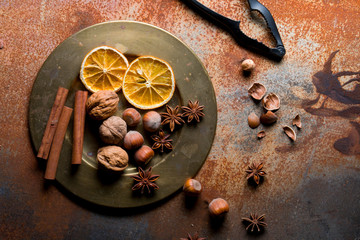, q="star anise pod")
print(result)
[180,233,206,240]
[131,167,159,194]
[242,213,267,232]
[160,105,185,132]
[151,129,173,152]
[181,100,205,123]
[245,162,266,185]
